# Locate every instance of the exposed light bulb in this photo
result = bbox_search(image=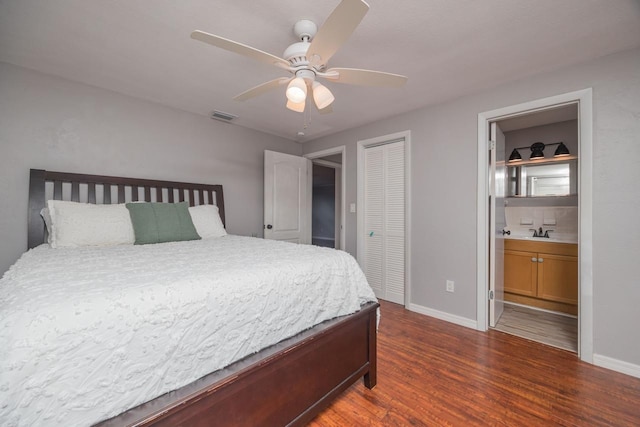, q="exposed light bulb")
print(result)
[286,77,307,104]
[286,99,305,113]
[312,81,335,110]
